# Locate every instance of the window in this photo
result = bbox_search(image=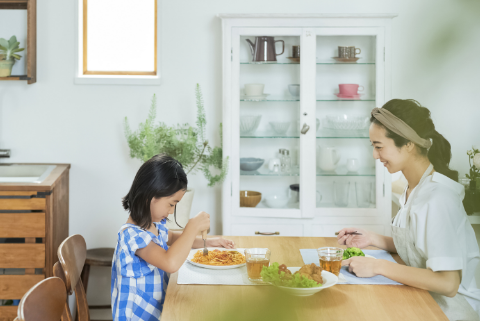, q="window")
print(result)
[76,0,160,85]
